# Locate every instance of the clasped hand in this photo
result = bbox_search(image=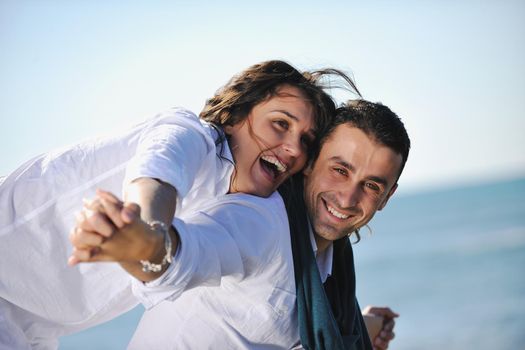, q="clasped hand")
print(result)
[68,190,163,265]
